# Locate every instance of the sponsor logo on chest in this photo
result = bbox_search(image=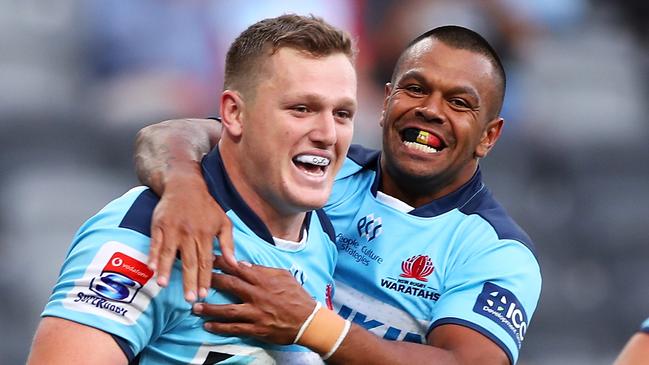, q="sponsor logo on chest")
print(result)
[380,255,440,301]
